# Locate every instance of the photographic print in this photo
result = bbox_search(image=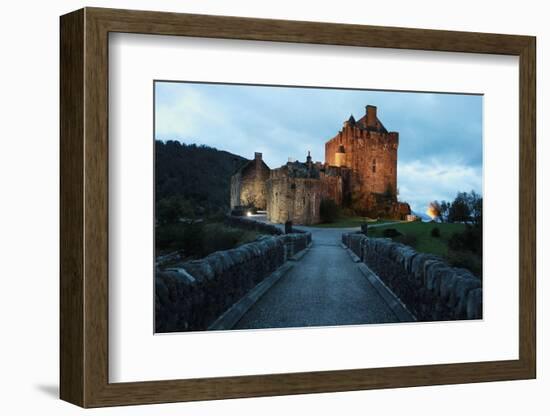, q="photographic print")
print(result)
[154,81,483,333]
